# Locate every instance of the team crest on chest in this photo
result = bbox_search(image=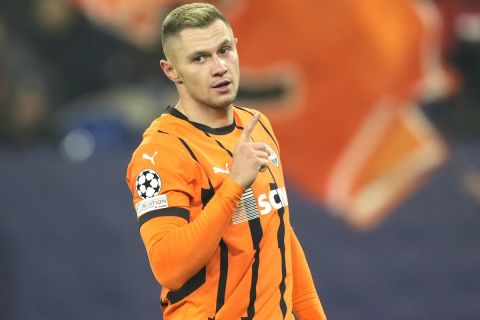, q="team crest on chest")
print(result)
[266,144,279,167]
